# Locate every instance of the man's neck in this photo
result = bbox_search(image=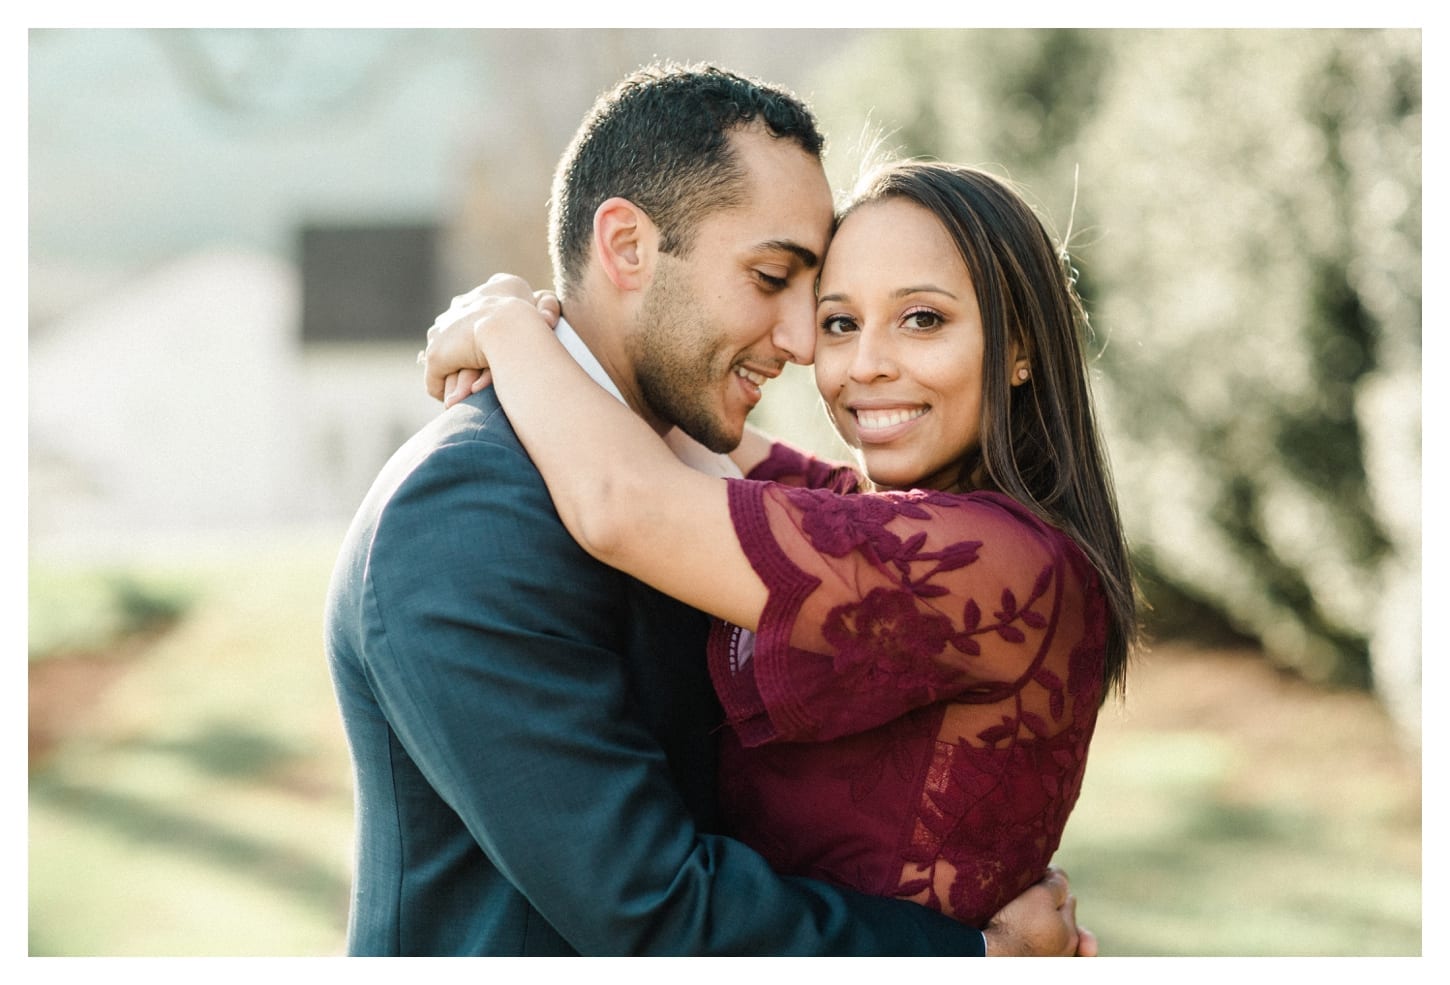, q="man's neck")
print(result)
[560,301,672,438]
